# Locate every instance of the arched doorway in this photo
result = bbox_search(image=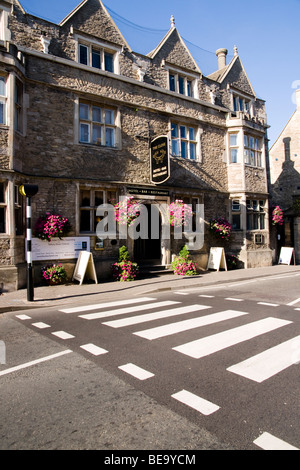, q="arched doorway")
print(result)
[134,204,161,265]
